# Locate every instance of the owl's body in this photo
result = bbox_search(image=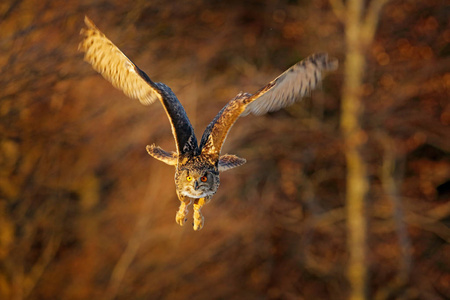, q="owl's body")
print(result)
[79,17,337,230]
[174,154,218,230]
